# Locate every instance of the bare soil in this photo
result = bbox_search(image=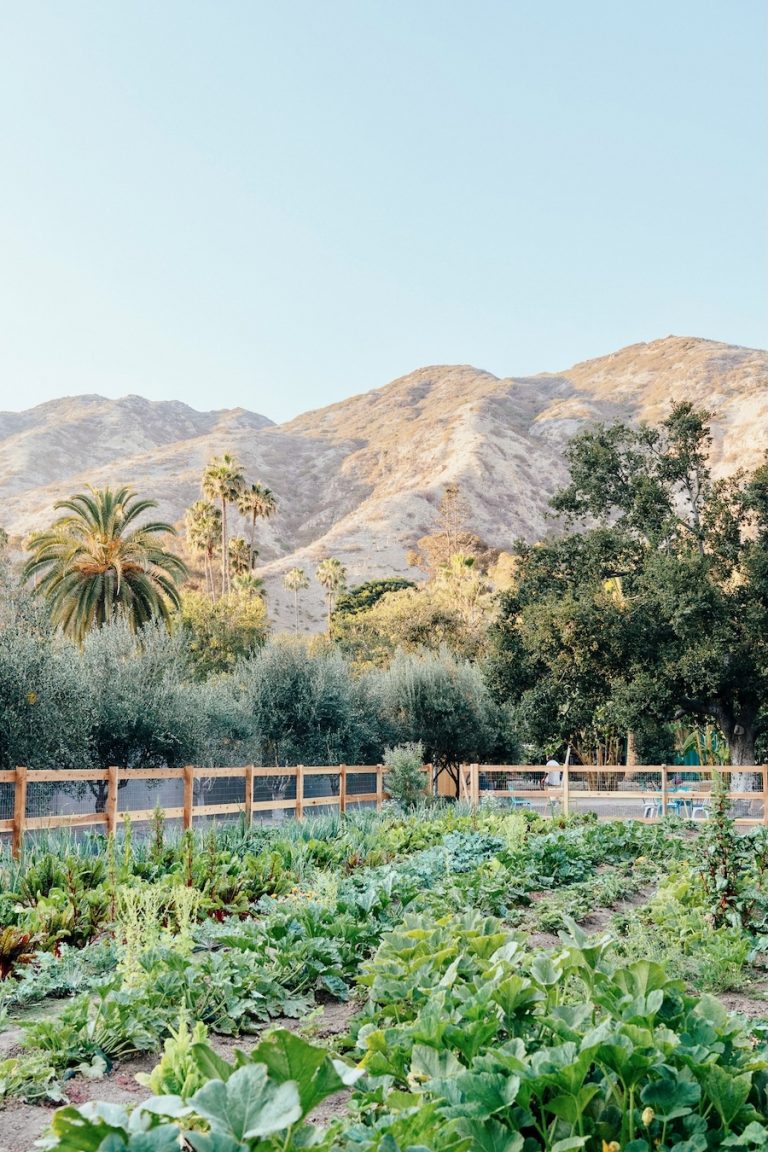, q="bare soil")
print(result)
[718,983,768,1021]
[0,999,358,1152]
[580,882,656,933]
[526,880,656,950]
